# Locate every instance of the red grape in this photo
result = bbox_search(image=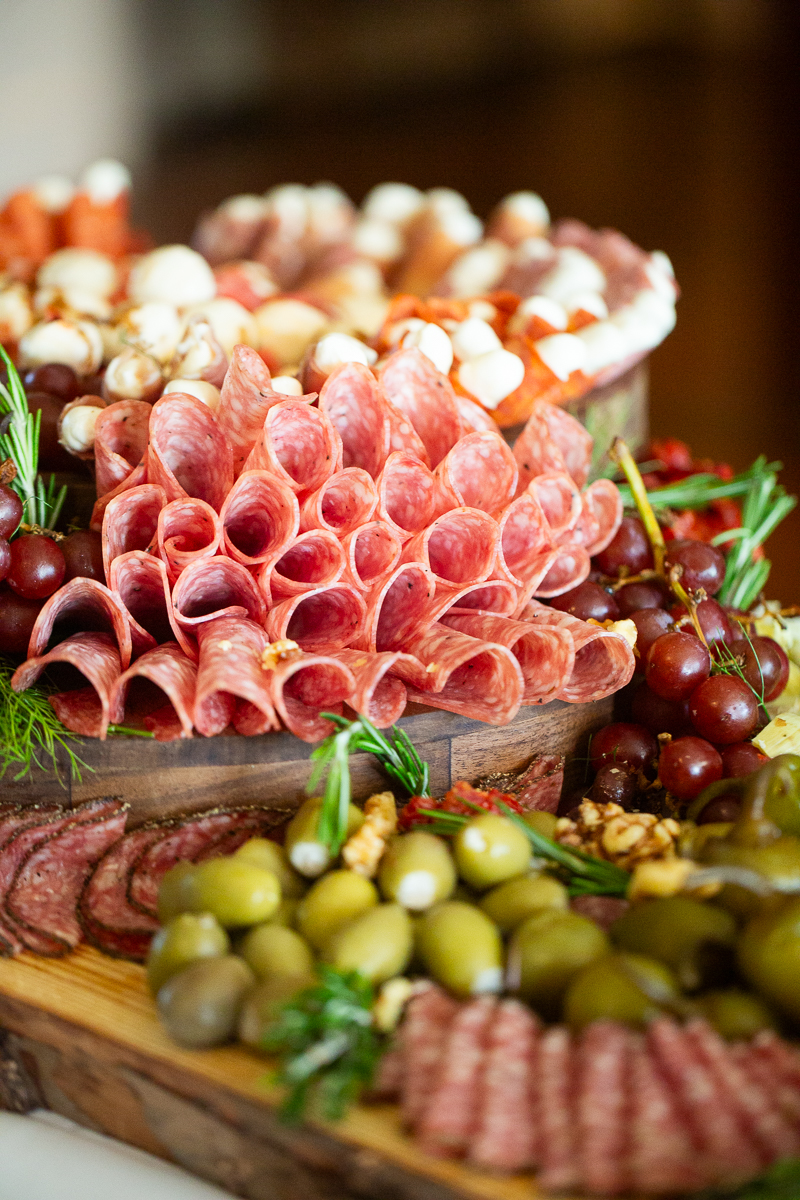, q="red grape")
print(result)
[591,763,637,807]
[0,484,23,539]
[721,741,768,778]
[659,736,723,801]
[696,793,742,825]
[590,722,659,773]
[616,579,667,617]
[646,631,711,701]
[728,636,790,703]
[0,536,9,581]
[689,675,760,744]
[0,585,43,654]
[26,392,76,472]
[665,539,726,596]
[631,683,692,736]
[24,363,79,401]
[695,599,735,645]
[593,516,654,576]
[549,580,620,622]
[60,529,105,583]
[631,608,674,663]
[6,534,66,599]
